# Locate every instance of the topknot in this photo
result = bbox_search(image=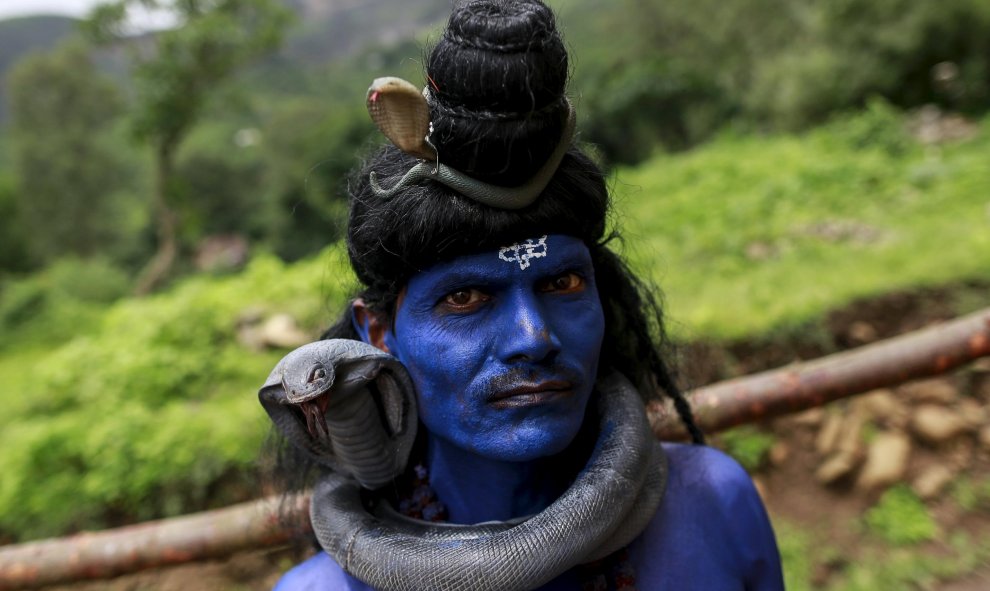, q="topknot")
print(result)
[426,0,570,184]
